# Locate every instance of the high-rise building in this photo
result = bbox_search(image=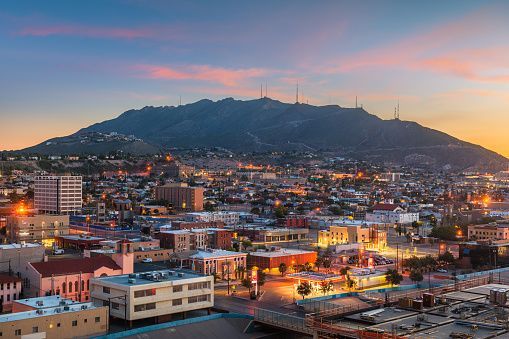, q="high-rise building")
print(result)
[155,183,203,211]
[34,176,82,215]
